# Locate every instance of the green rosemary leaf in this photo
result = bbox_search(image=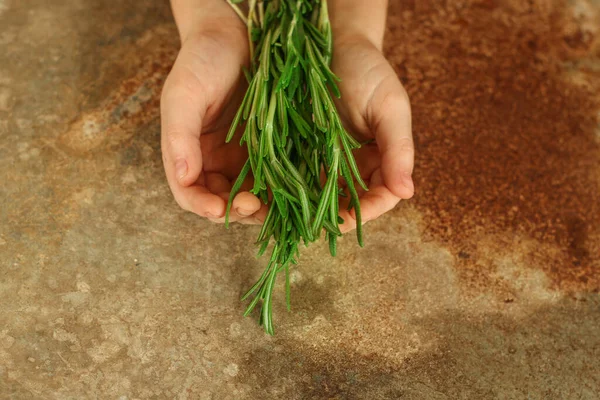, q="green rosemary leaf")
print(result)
[285,262,291,311]
[242,65,252,84]
[226,105,244,144]
[243,281,265,316]
[272,190,289,220]
[261,30,272,81]
[309,37,341,84]
[289,202,309,241]
[259,188,269,203]
[274,48,285,72]
[257,239,270,257]
[257,78,269,129]
[340,133,368,191]
[277,90,286,125]
[279,149,309,191]
[287,60,301,99]
[261,259,278,334]
[278,56,294,89]
[243,76,258,120]
[323,219,342,237]
[271,25,282,45]
[257,205,276,243]
[282,120,290,147]
[303,20,328,49]
[329,177,338,228]
[309,76,327,131]
[312,170,335,236]
[328,232,337,256]
[273,187,300,205]
[225,159,251,228]
[295,181,314,241]
[341,156,364,247]
[242,251,276,302]
[264,89,278,160]
[312,149,320,187]
[288,106,311,138]
[338,120,361,148]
